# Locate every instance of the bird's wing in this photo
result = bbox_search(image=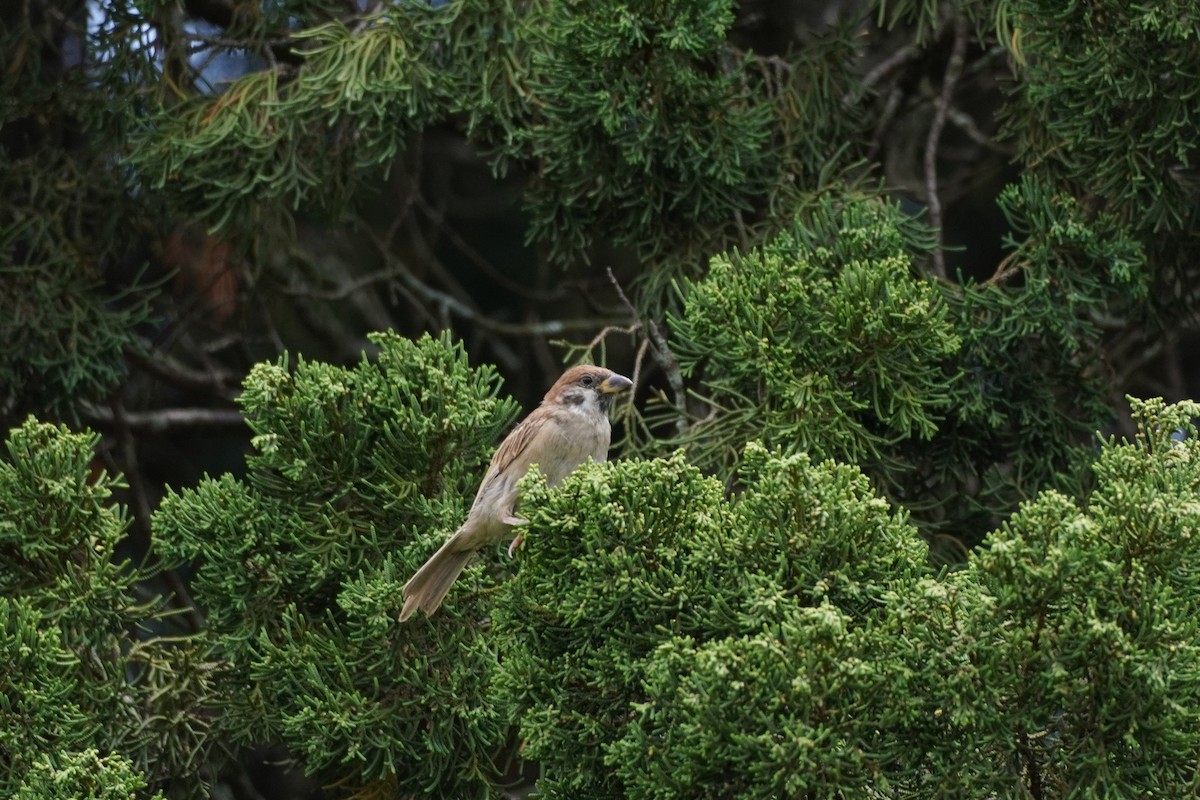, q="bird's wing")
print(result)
[482,410,553,482]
